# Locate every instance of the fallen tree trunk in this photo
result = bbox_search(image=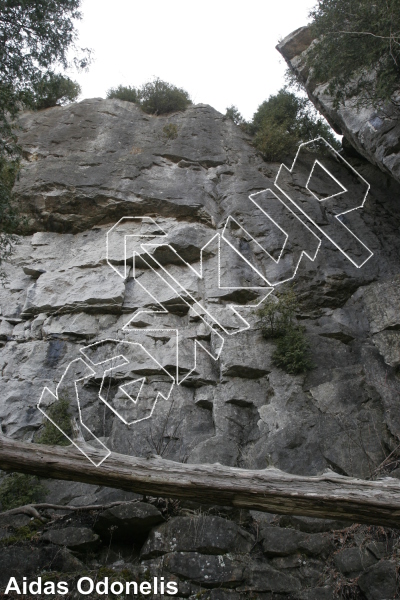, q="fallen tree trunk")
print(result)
[0,436,400,528]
